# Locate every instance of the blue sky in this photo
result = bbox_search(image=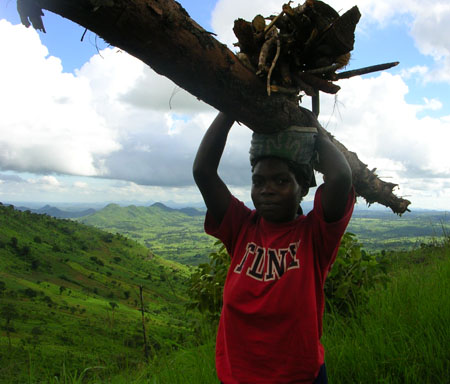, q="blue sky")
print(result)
[1,0,450,210]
